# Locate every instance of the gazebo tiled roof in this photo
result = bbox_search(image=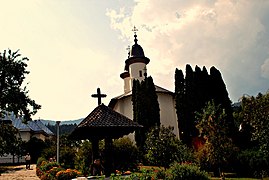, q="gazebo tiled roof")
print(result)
[70,104,142,140]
